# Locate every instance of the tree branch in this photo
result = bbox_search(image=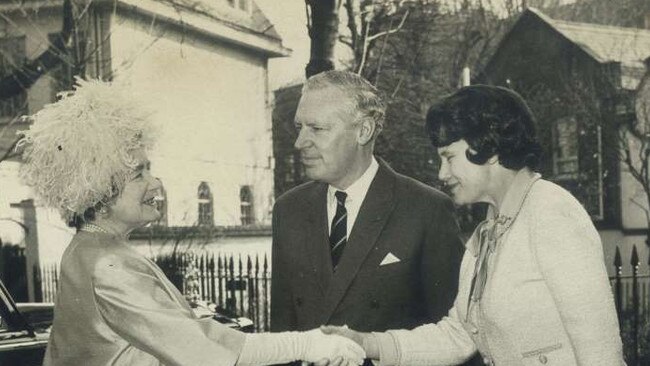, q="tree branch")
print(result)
[0,0,73,100]
[0,136,21,163]
[367,9,409,42]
